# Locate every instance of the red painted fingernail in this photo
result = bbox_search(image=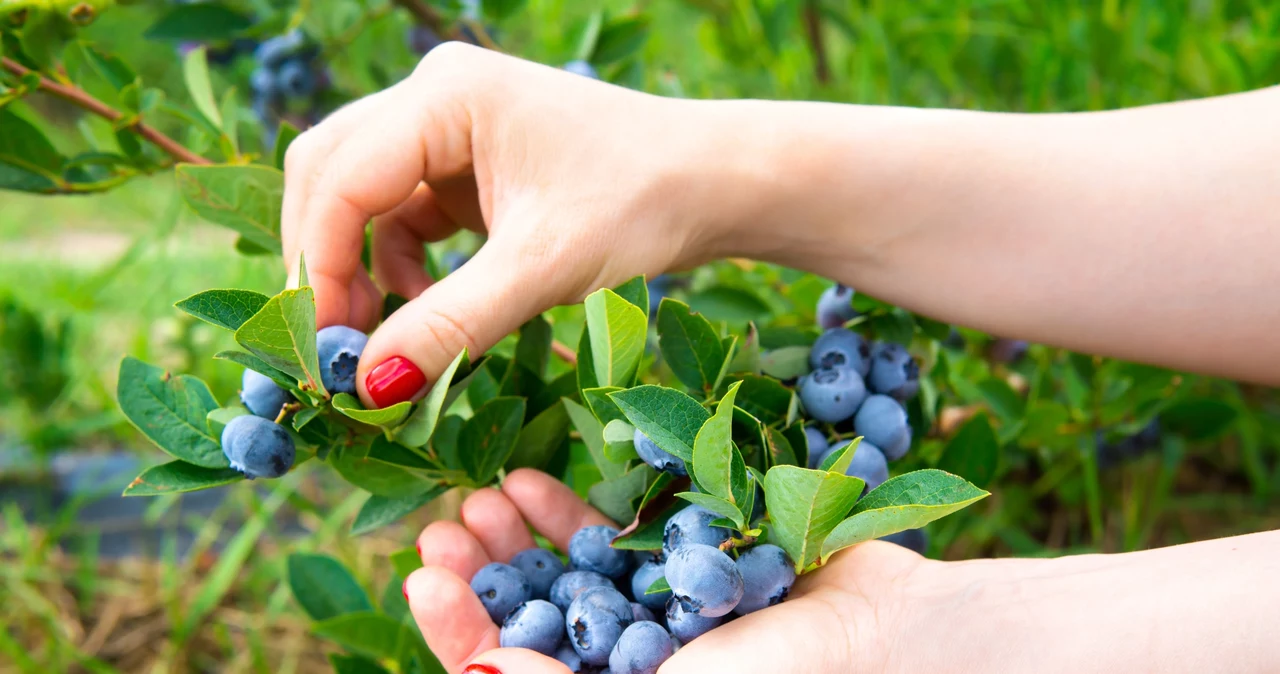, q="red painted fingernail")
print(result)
[462,666,501,674]
[366,356,426,408]
[415,539,422,558]
[402,578,410,603]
